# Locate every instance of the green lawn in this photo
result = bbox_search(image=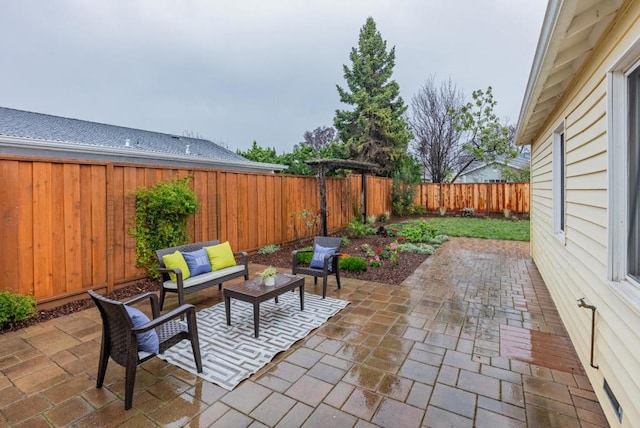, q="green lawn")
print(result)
[423,217,530,241]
